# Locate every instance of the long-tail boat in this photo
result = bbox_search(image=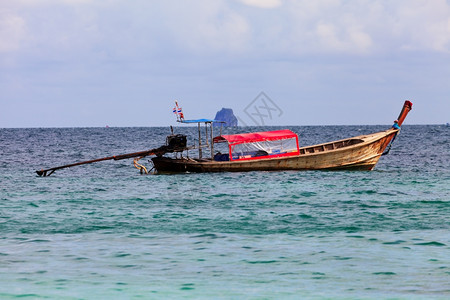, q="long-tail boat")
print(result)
[36,101,412,176]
